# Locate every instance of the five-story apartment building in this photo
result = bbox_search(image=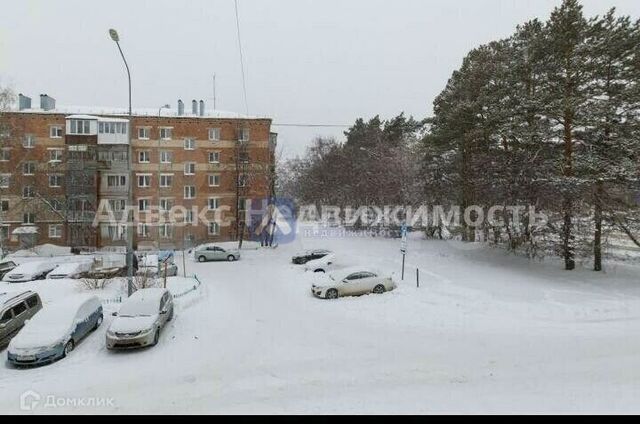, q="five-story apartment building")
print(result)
[0,94,276,251]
